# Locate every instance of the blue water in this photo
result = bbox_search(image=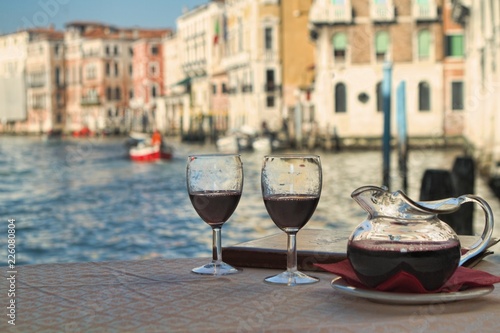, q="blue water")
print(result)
[1,136,498,265]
